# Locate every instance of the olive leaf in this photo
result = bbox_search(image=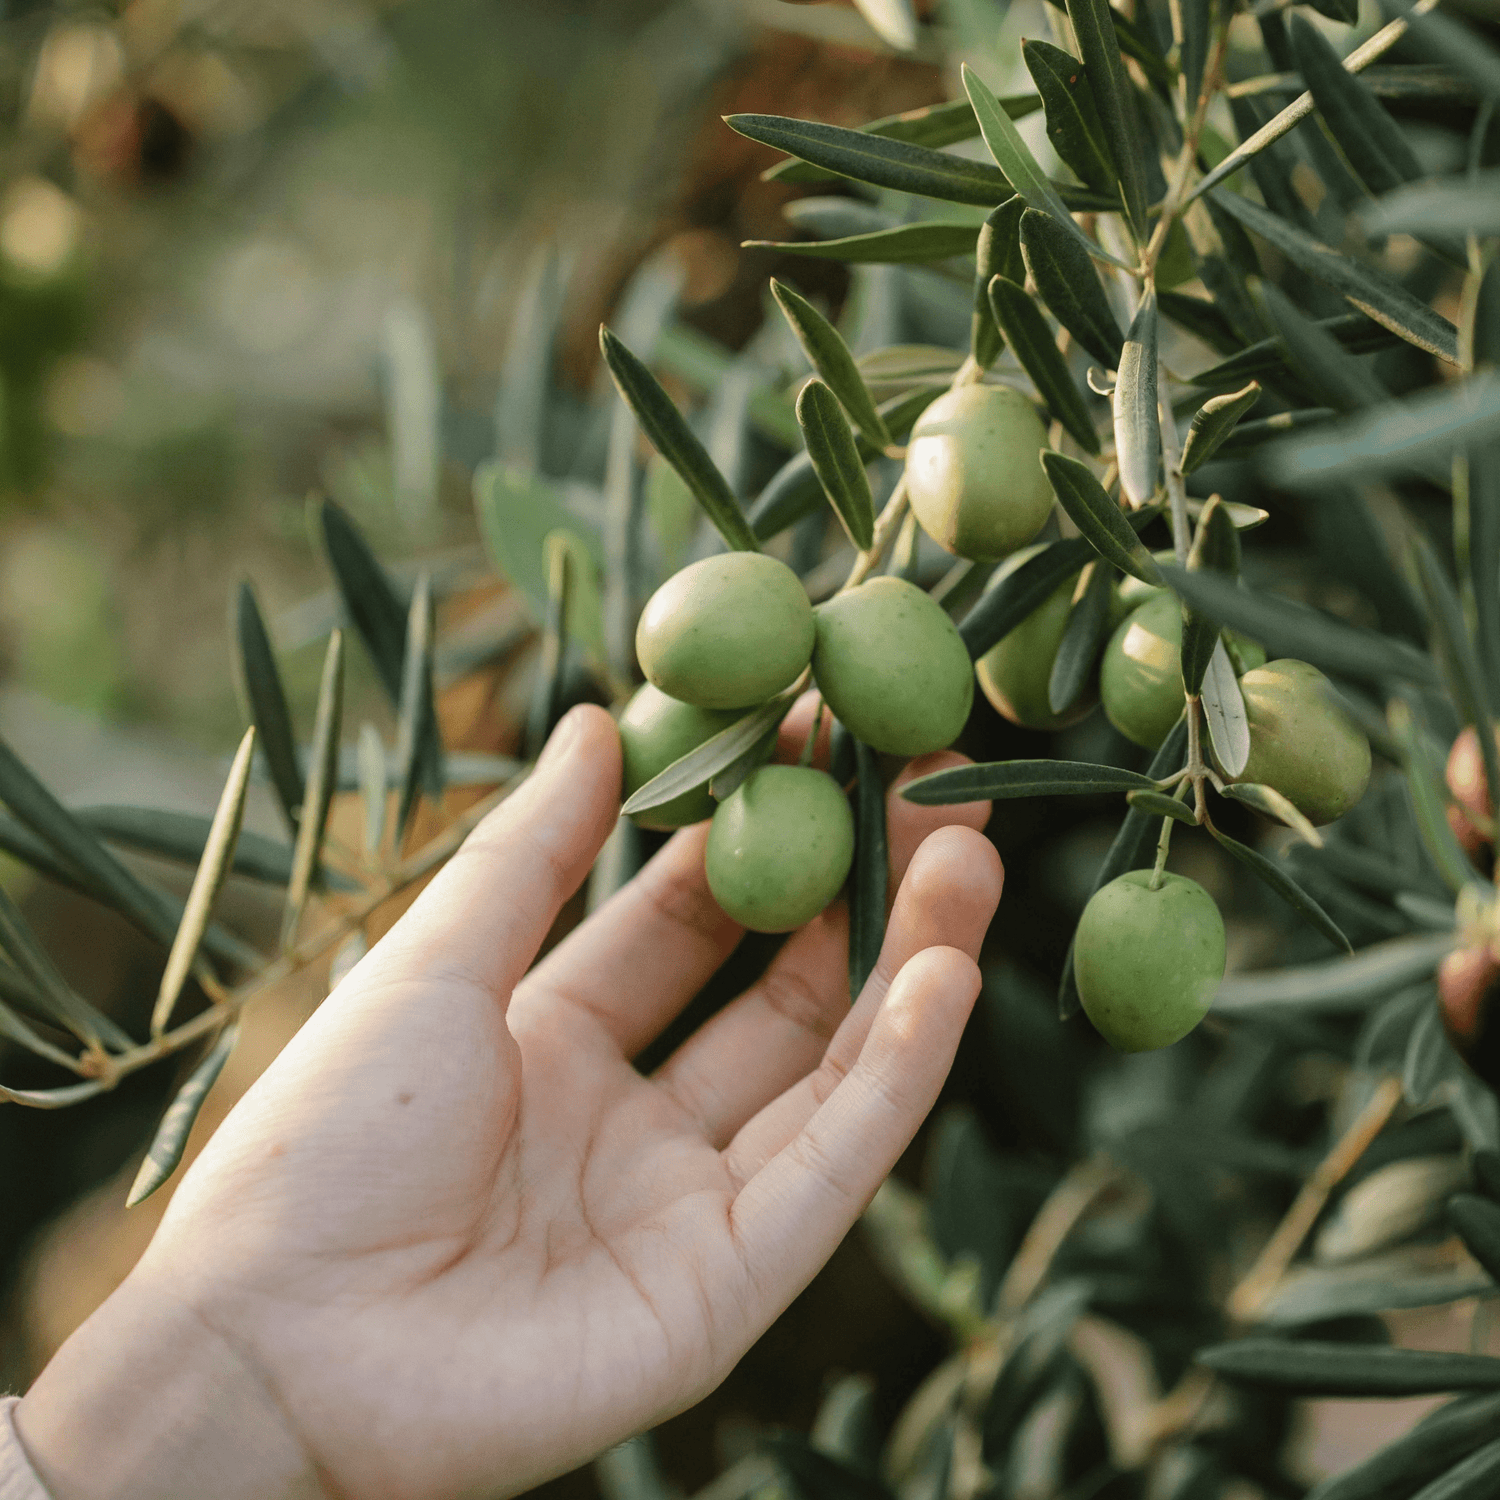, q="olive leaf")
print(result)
[1255,280,1387,413]
[1041,453,1163,586]
[1022,40,1116,197]
[1114,290,1160,508]
[282,630,344,952]
[1214,930,1450,1012]
[1377,0,1500,102]
[1064,0,1148,234]
[1387,697,1477,895]
[1185,497,1270,530]
[526,534,573,762]
[1126,789,1197,823]
[149,727,256,1038]
[357,723,387,861]
[1180,497,1241,698]
[986,277,1100,453]
[1019,210,1125,369]
[1180,384,1262,474]
[1208,190,1459,364]
[598,326,757,552]
[708,727,779,802]
[962,66,1129,271]
[1219,782,1324,849]
[0,990,81,1074]
[744,222,980,264]
[1201,640,1251,778]
[1207,823,1352,953]
[901,760,1159,803]
[849,741,888,1002]
[126,1023,240,1208]
[1212,410,1337,459]
[233,581,303,837]
[972,199,1027,369]
[1450,1194,1500,1283]
[960,537,1095,659]
[796,380,876,551]
[1159,290,1246,357]
[771,281,890,447]
[0,1078,110,1109]
[393,569,437,846]
[1362,174,1500,240]
[1048,562,1114,715]
[1197,1340,1500,1396]
[1191,315,1397,391]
